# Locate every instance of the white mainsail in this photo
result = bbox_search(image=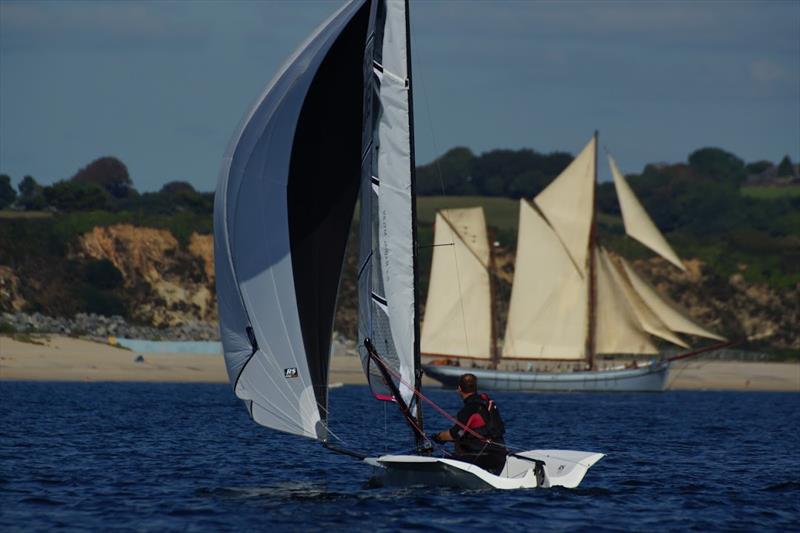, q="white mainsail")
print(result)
[619,258,726,341]
[534,136,596,274]
[421,208,492,359]
[358,0,418,408]
[503,200,587,360]
[214,0,370,440]
[609,155,686,271]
